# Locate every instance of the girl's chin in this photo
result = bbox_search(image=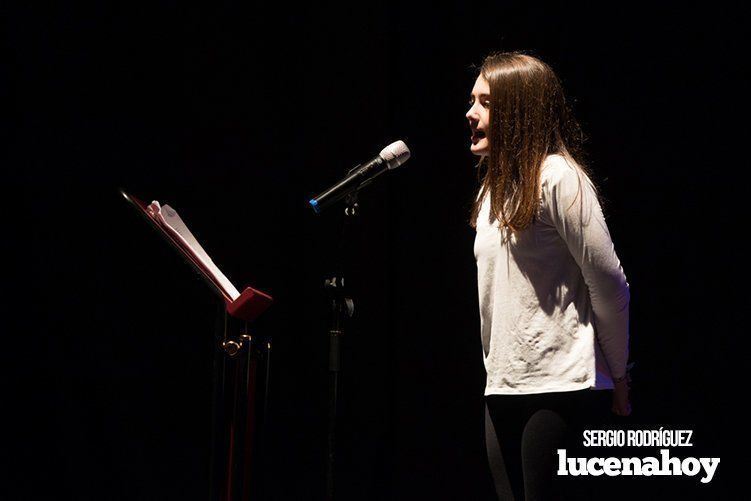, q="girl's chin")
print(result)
[470,142,489,155]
